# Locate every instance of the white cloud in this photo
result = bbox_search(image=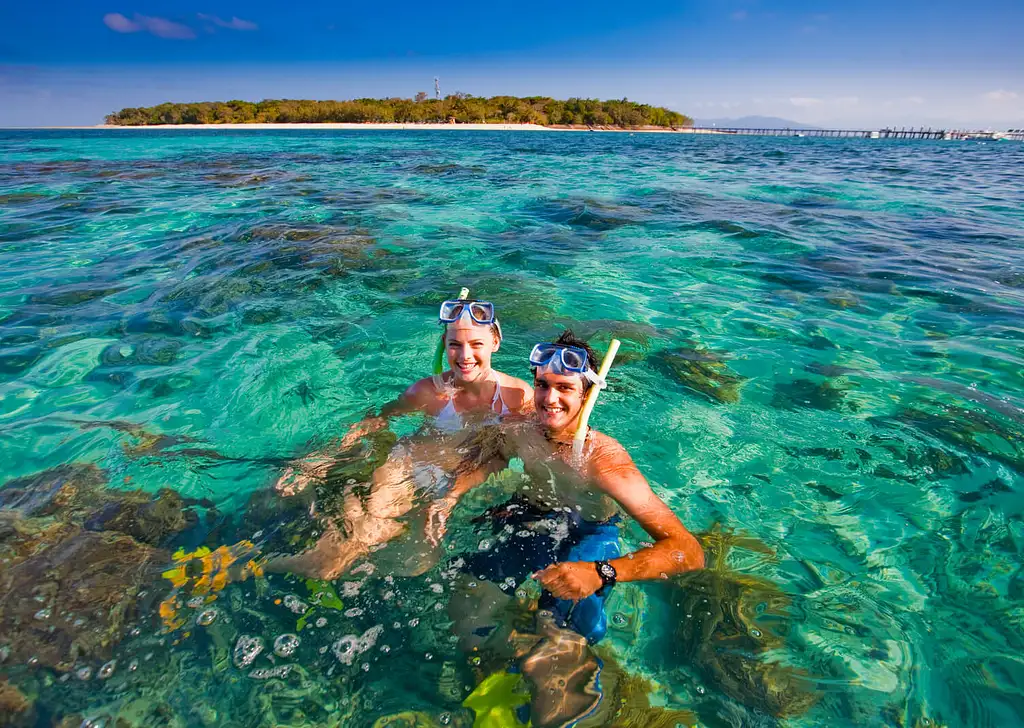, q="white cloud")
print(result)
[103,13,139,33]
[103,13,196,39]
[197,14,259,31]
[983,89,1018,102]
[789,97,822,107]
